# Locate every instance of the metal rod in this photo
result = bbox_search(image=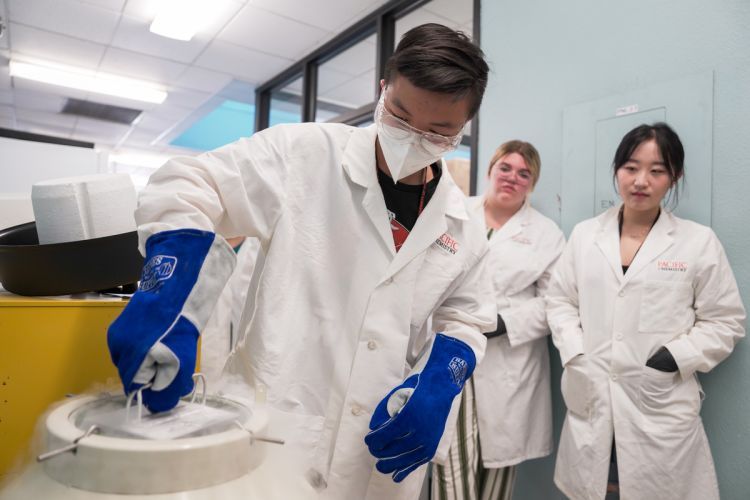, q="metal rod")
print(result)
[37,425,98,462]
[233,421,285,446]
